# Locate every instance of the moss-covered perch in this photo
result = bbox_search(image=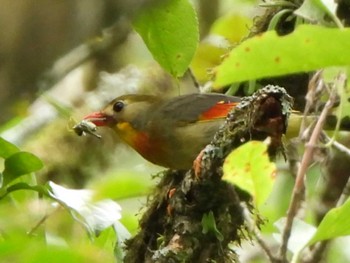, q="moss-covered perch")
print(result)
[124,86,293,262]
